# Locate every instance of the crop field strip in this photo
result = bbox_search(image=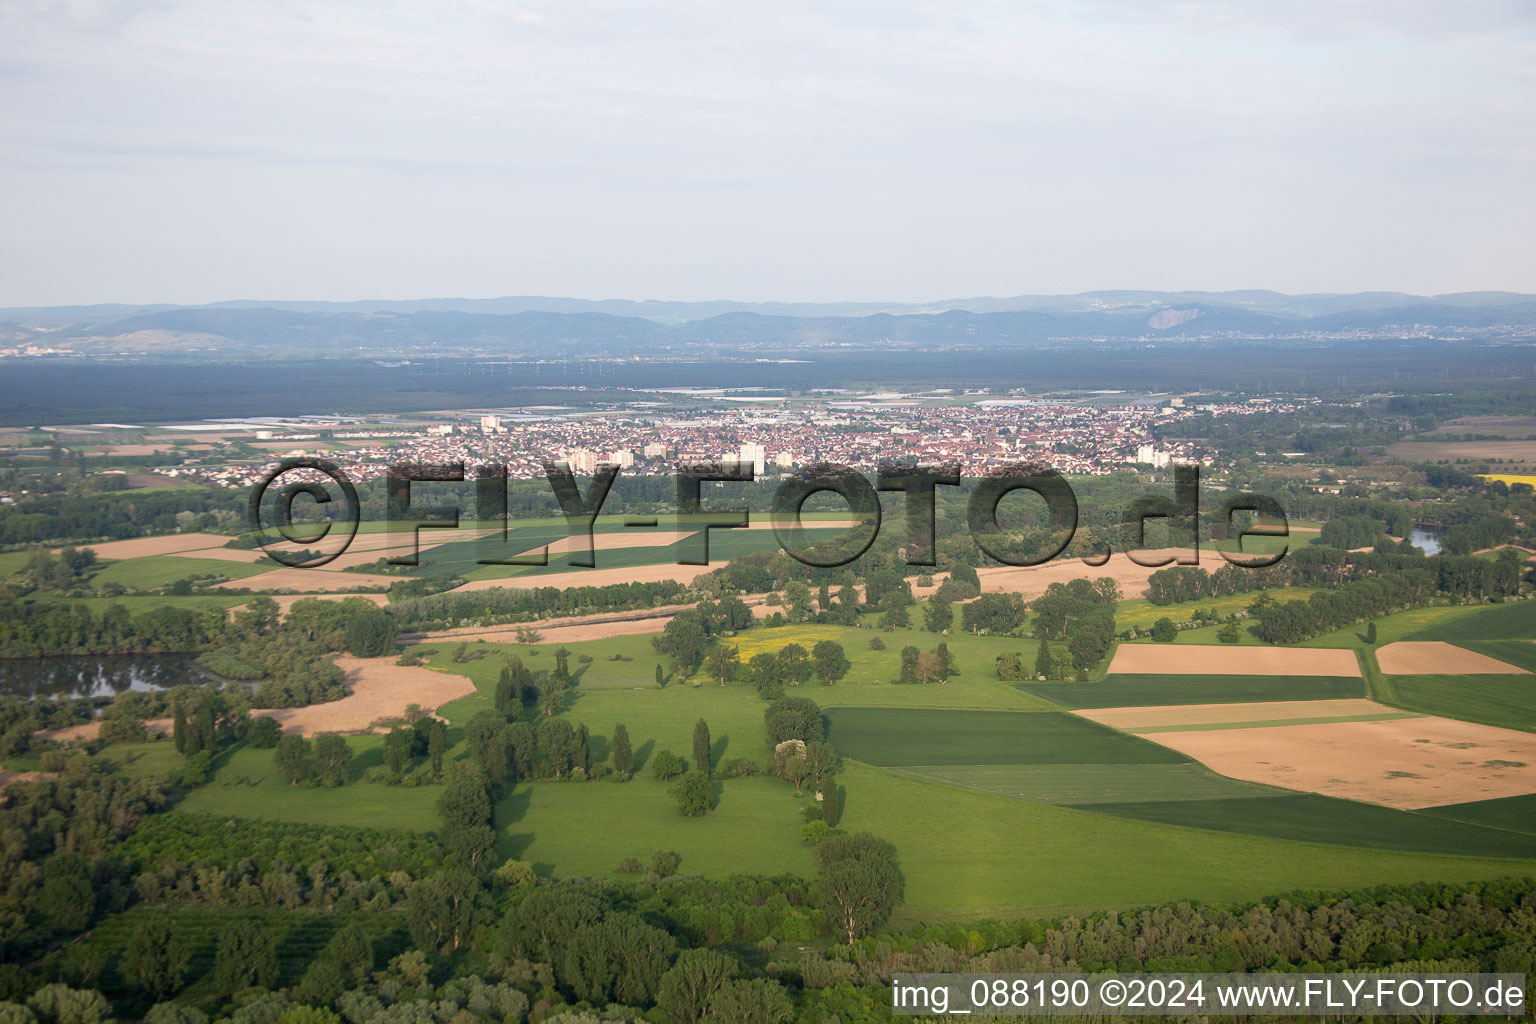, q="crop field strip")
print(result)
[823,707,1190,767]
[1078,793,1536,859]
[889,763,1276,805]
[1019,674,1367,709]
